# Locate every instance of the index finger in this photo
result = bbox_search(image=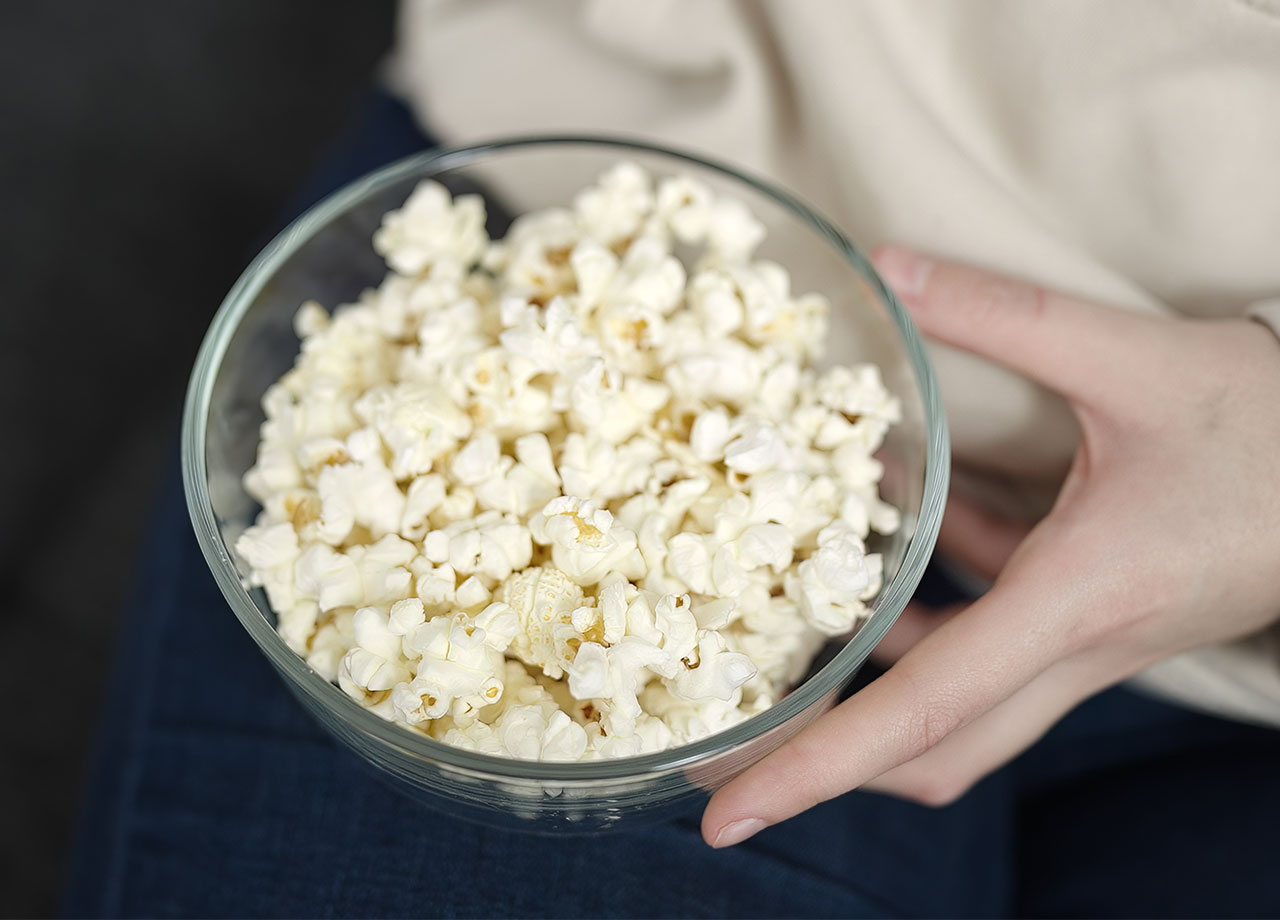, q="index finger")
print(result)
[701,569,1070,848]
[873,246,1167,407]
